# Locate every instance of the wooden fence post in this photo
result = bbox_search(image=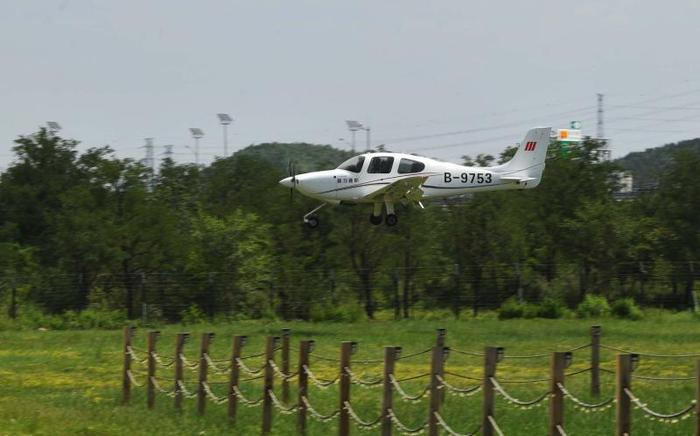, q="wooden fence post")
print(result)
[228,335,245,423]
[8,278,17,319]
[197,332,214,416]
[696,360,700,436]
[382,346,400,436]
[297,340,312,435]
[482,347,501,436]
[147,330,159,409]
[437,329,447,404]
[282,328,291,403]
[262,335,279,434]
[173,332,188,411]
[122,326,135,405]
[339,341,354,436]
[428,345,446,436]
[591,325,601,396]
[616,353,634,436]
[549,352,569,436]
[436,328,446,347]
